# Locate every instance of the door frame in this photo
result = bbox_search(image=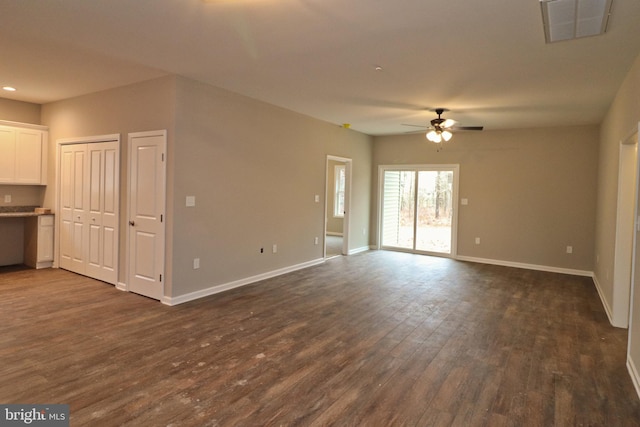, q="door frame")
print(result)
[613,130,639,327]
[54,134,120,274]
[324,155,352,258]
[377,164,460,257]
